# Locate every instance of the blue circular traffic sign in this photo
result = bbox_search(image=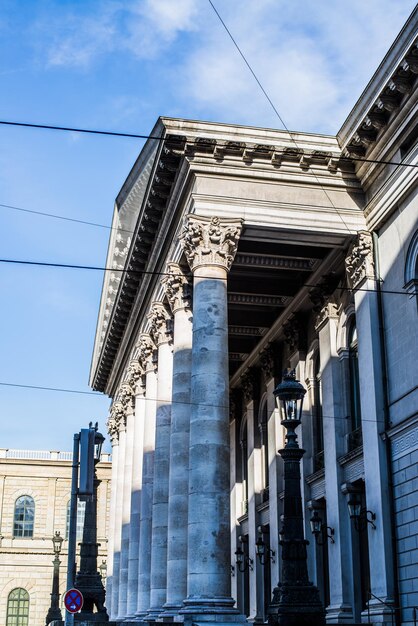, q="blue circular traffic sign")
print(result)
[64,588,84,613]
